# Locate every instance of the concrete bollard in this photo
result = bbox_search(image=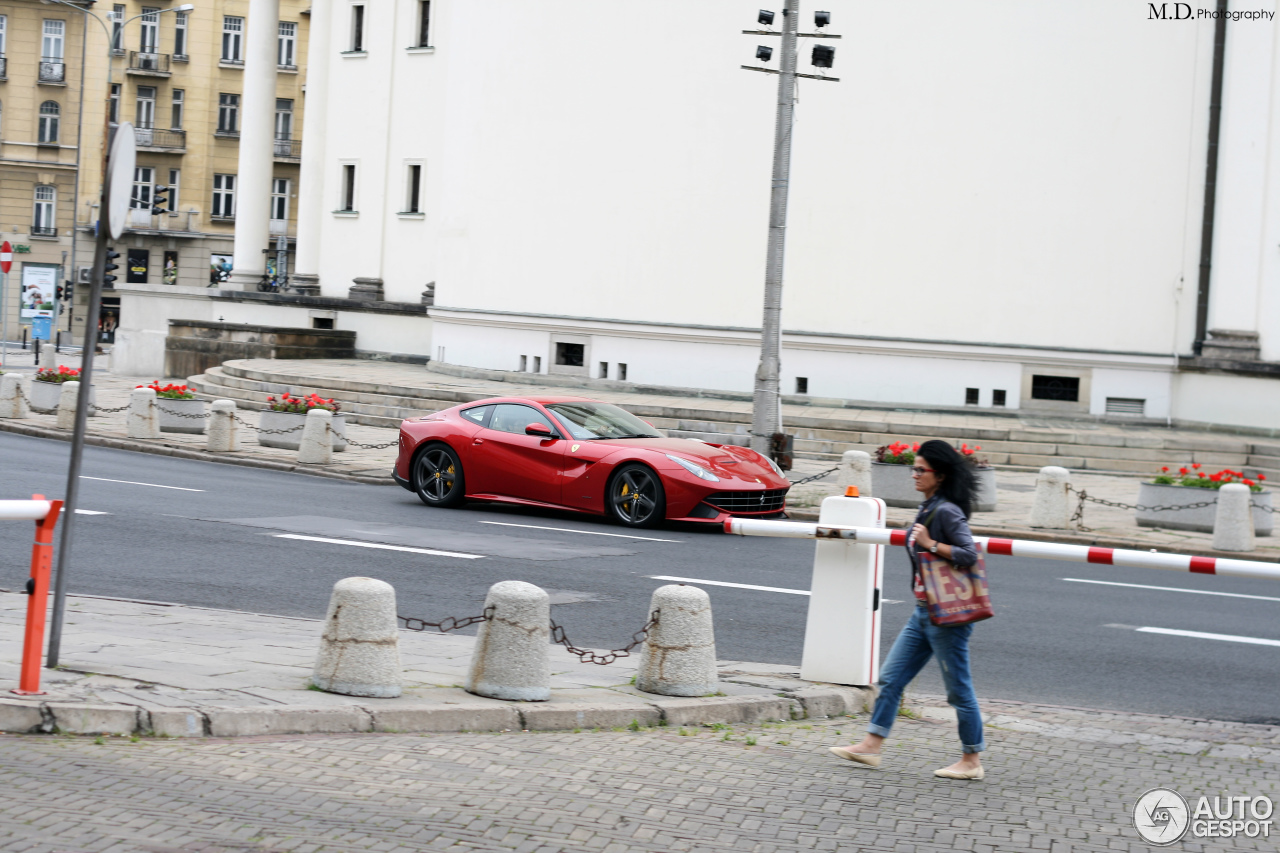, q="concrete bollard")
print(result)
[1029,466,1072,528]
[466,581,550,701]
[838,450,873,497]
[207,400,240,451]
[126,387,160,439]
[297,407,332,464]
[636,584,718,697]
[1212,483,1256,552]
[0,374,28,419]
[56,381,80,430]
[312,577,403,697]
